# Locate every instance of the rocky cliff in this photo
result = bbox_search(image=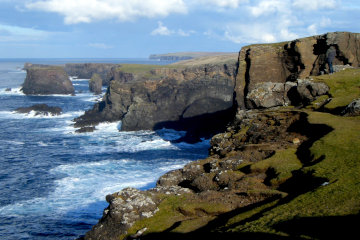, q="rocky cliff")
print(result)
[22,66,75,95]
[74,59,238,140]
[235,32,360,109]
[82,65,360,240]
[80,32,360,240]
[65,63,120,86]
